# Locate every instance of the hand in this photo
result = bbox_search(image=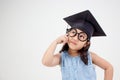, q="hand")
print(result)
[55,34,68,45]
